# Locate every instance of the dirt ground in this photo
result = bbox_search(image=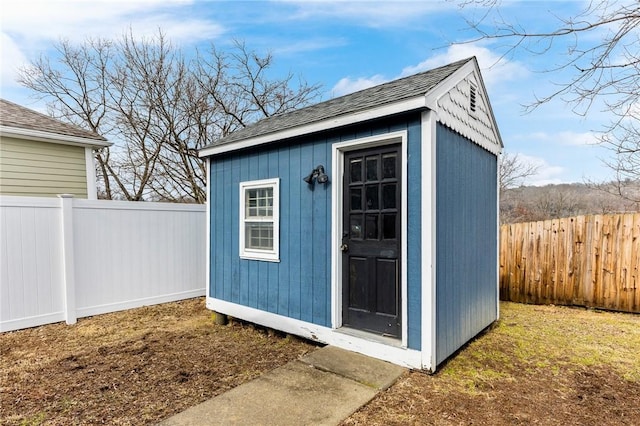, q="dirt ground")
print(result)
[0,298,317,425]
[2,299,639,425]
